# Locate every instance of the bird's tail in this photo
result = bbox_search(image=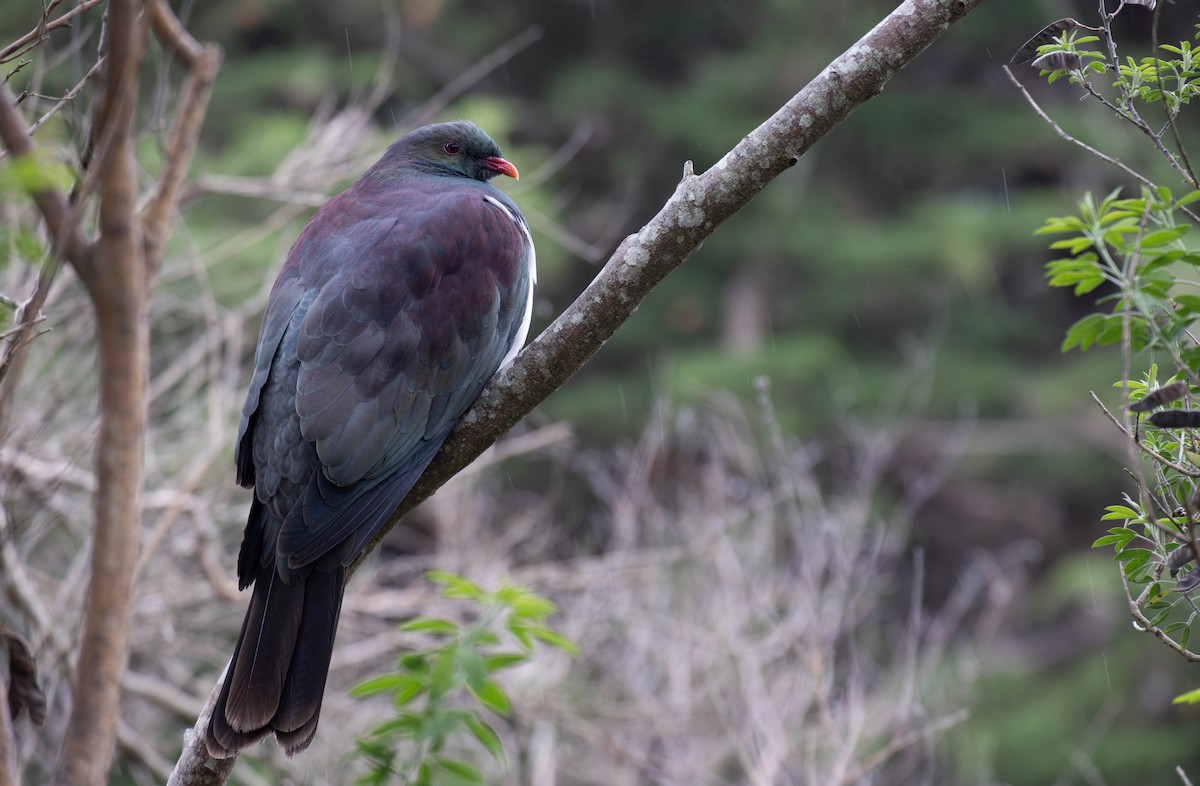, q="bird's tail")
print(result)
[206,563,345,757]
